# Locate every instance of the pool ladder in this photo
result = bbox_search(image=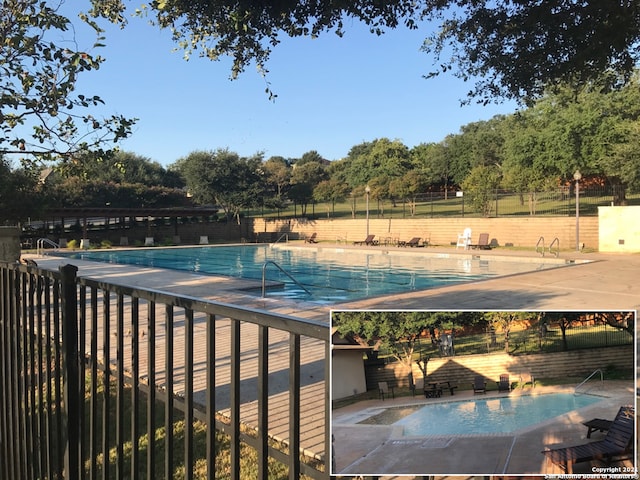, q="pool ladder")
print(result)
[536,236,560,257]
[261,261,311,298]
[36,238,59,256]
[574,368,604,396]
